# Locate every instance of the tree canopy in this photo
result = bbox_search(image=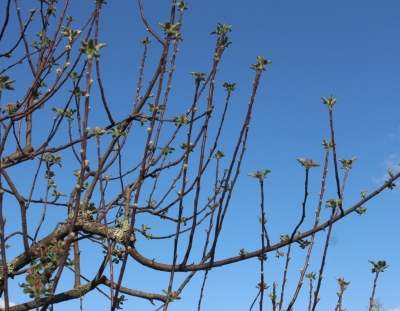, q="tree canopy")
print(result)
[0,1,399,310]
